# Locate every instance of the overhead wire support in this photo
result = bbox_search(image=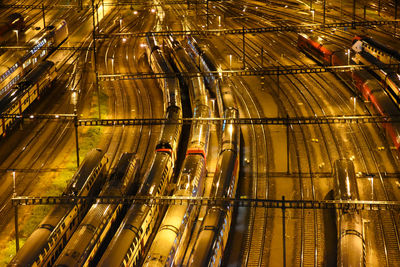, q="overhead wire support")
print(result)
[11,195,400,211]
[0,46,93,51]
[76,115,400,126]
[1,114,400,125]
[96,20,400,38]
[97,63,400,80]
[0,1,216,9]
